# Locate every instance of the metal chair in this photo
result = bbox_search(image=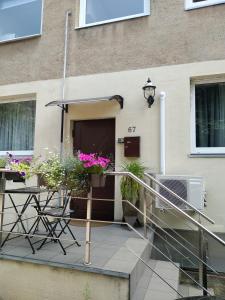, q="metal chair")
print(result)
[36,193,80,254]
